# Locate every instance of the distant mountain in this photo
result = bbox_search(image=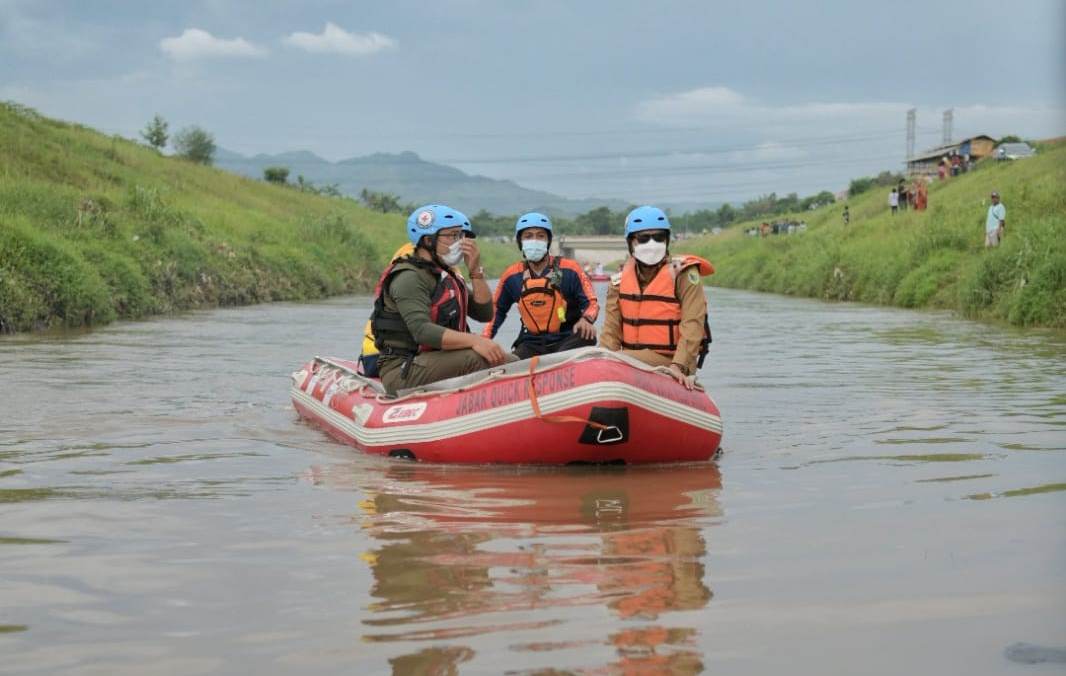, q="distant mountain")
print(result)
[215,149,631,217]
